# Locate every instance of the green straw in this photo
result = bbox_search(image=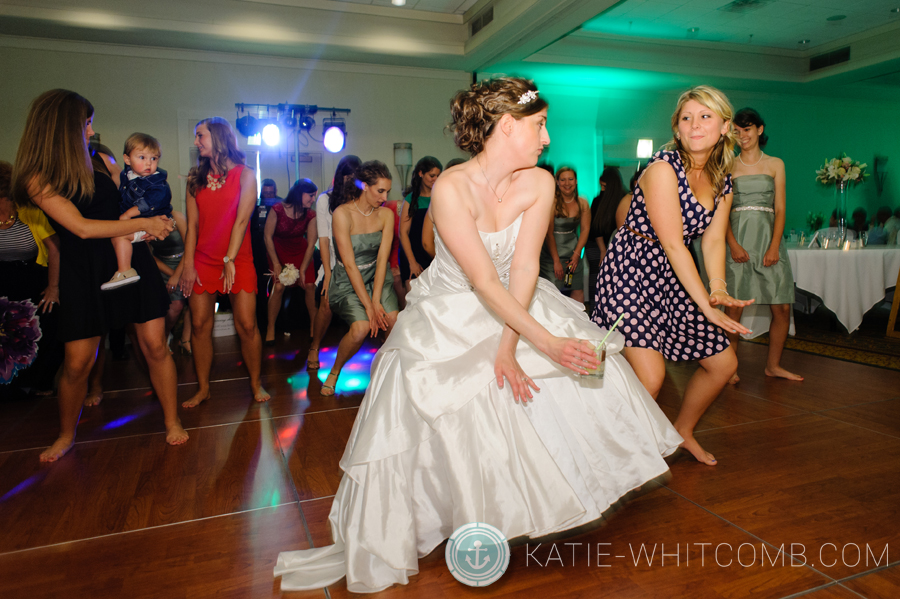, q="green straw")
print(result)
[600,313,627,345]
